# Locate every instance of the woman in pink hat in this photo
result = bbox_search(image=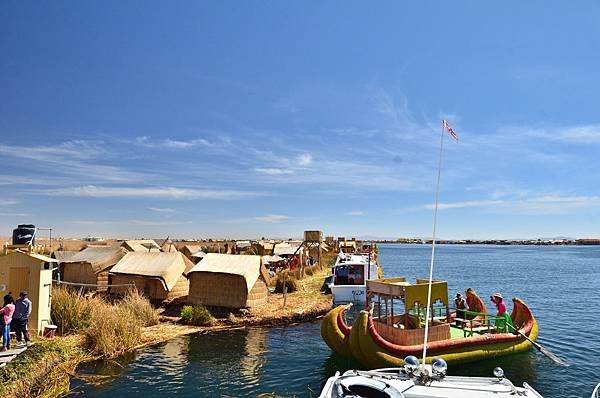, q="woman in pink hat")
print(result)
[490,293,514,332]
[490,293,506,316]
